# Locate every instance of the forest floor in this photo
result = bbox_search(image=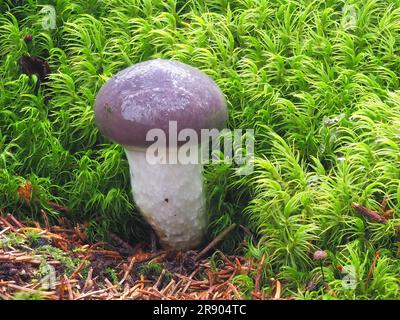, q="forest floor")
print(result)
[0,212,279,300]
